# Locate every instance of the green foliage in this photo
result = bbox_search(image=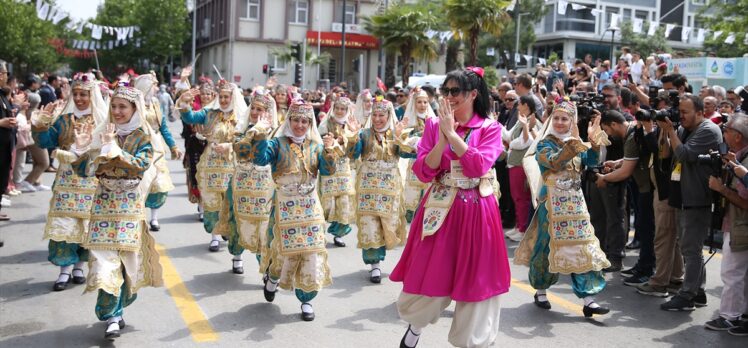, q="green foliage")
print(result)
[363,2,438,84]
[91,0,190,79]
[443,0,512,66]
[0,0,65,74]
[483,66,499,88]
[547,51,560,64]
[619,21,671,57]
[698,1,748,57]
